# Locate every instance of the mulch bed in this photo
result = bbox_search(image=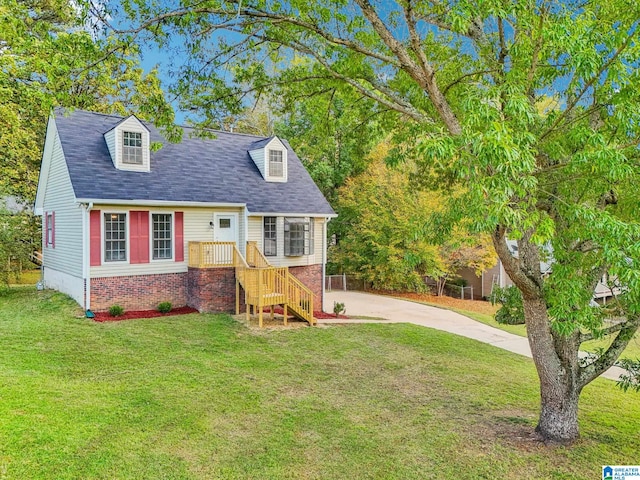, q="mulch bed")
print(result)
[93,306,344,322]
[93,306,199,322]
[373,290,498,316]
